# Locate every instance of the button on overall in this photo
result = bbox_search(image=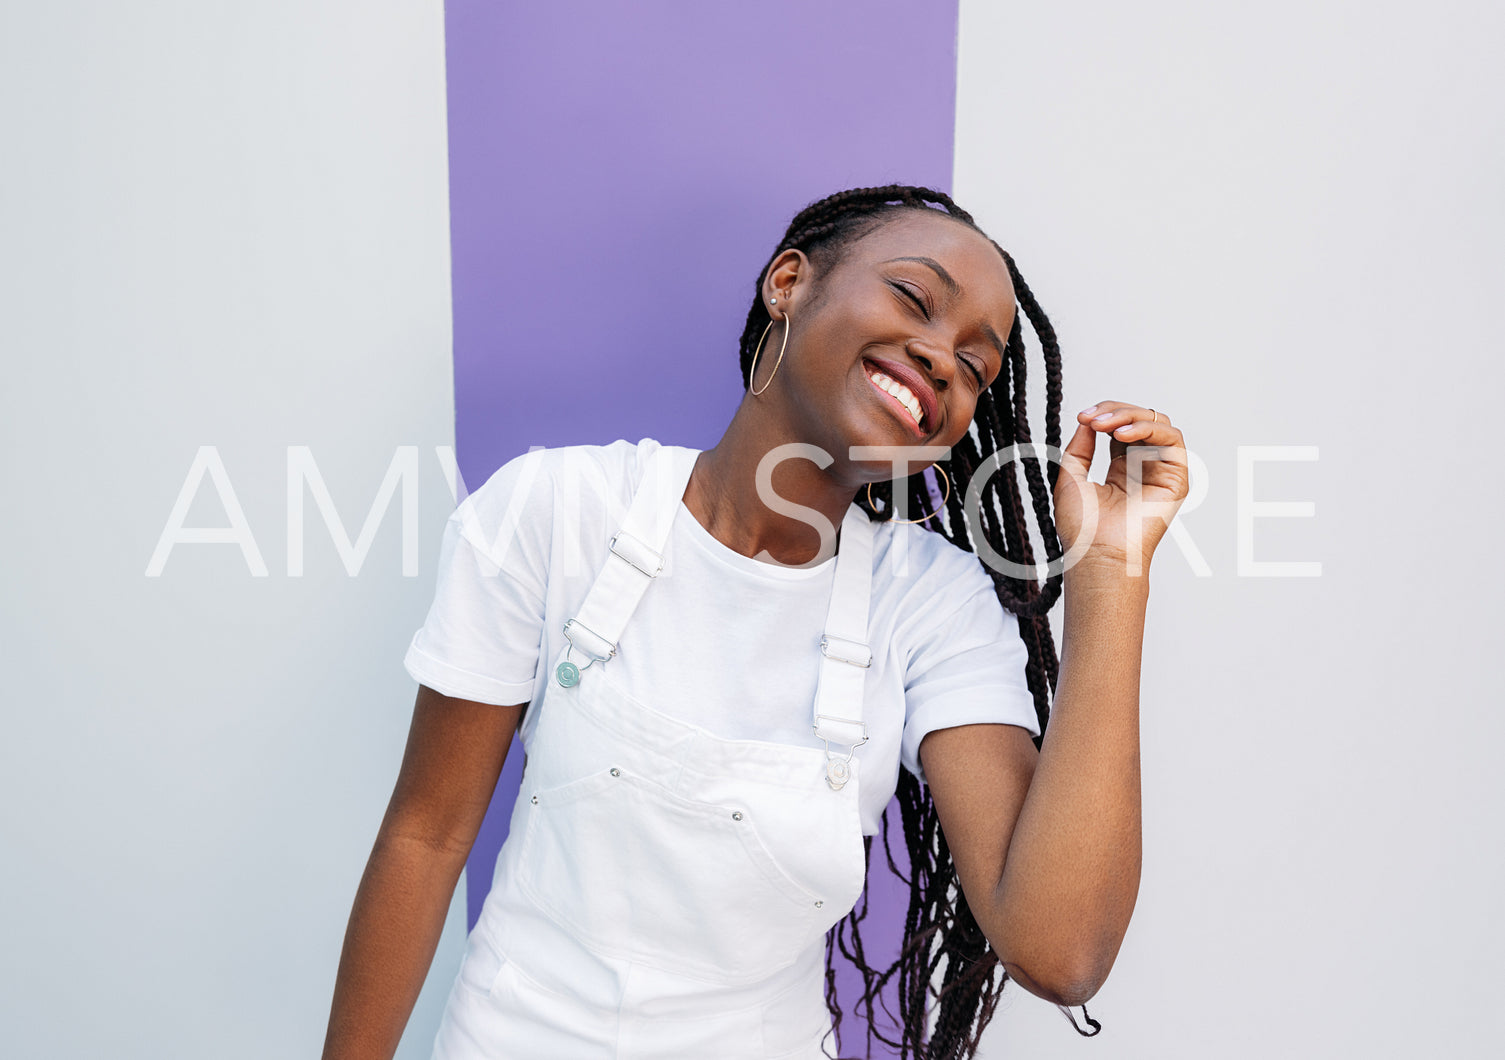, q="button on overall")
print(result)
[431,443,876,1059]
